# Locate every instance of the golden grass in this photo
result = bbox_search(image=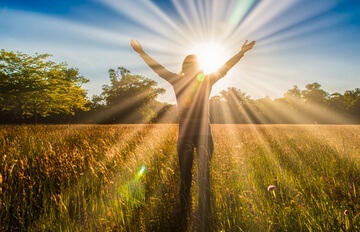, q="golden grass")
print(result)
[1,124,359,231]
